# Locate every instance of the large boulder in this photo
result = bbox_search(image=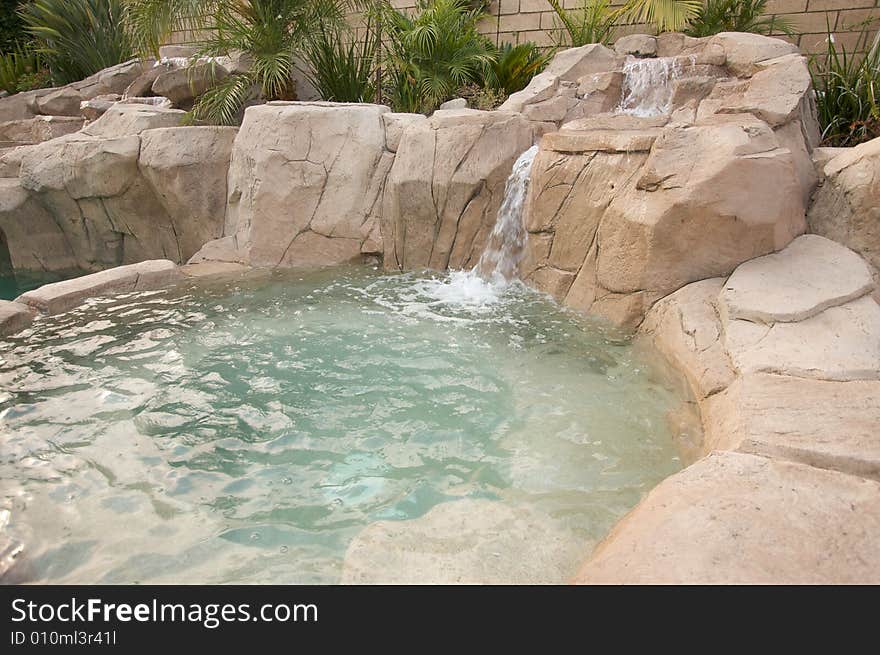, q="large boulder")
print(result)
[0,178,77,271]
[575,451,880,584]
[523,114,806,328]
[808,137,880,280]
[12,116,231,271]
[382,108,535,271]
[35,86,84,117]
[139,126,238,261]
[194,102,392,267]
